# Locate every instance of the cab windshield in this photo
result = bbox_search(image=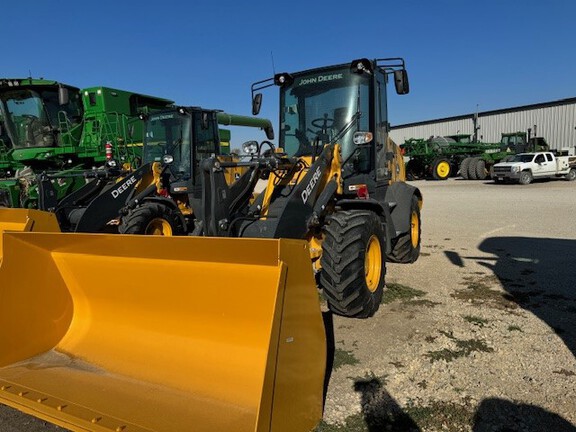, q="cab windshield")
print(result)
[279,67,369,159]
[511,154,535,163]
[0,88,82,148]
[144,112,191,178]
